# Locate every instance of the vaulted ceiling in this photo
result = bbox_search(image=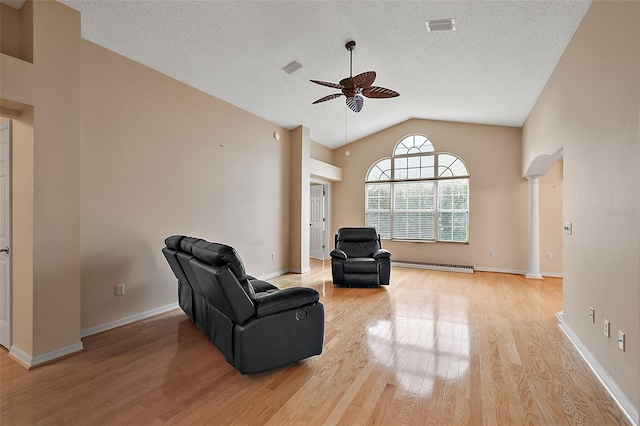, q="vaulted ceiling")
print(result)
[58,0,591,148]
